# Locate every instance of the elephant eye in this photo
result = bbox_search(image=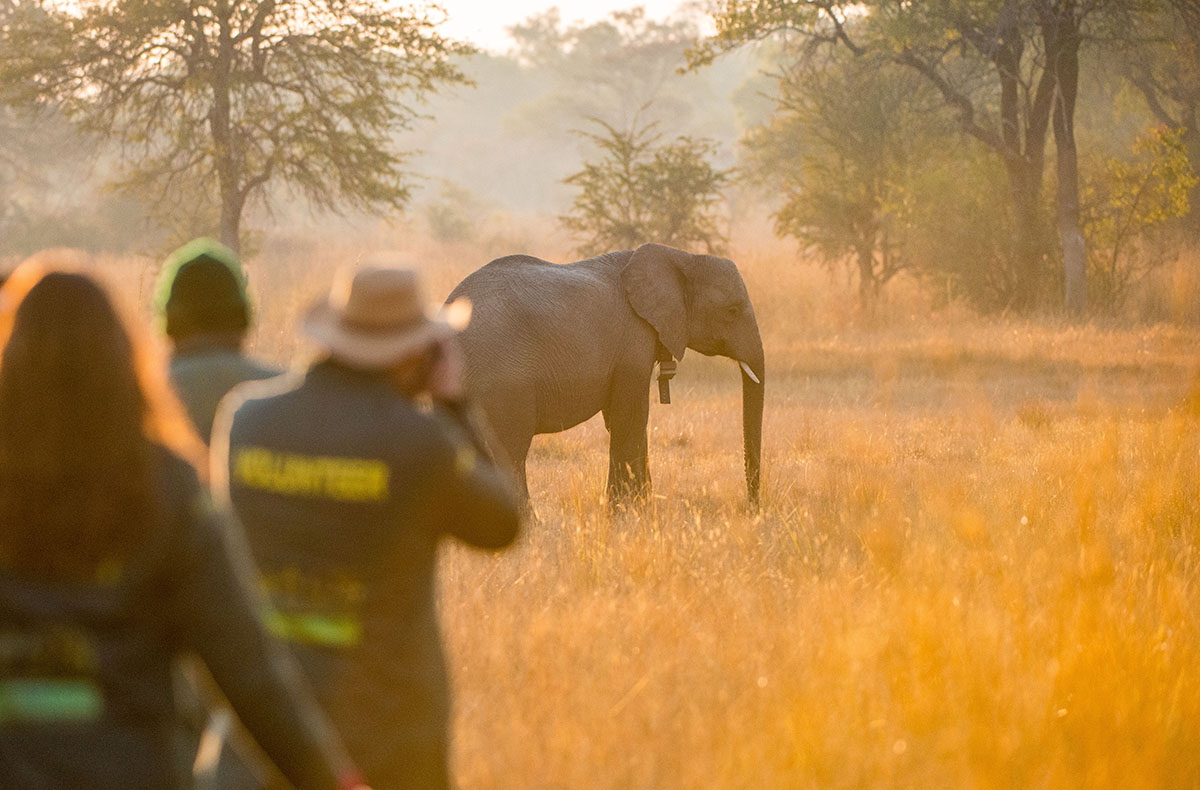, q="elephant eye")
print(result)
[725,305,741,318]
